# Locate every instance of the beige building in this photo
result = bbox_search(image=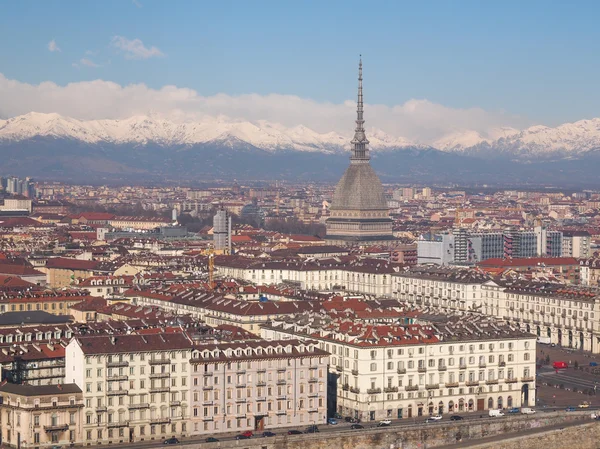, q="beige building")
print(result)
[189,340,328,436]
[0,383,83,448]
